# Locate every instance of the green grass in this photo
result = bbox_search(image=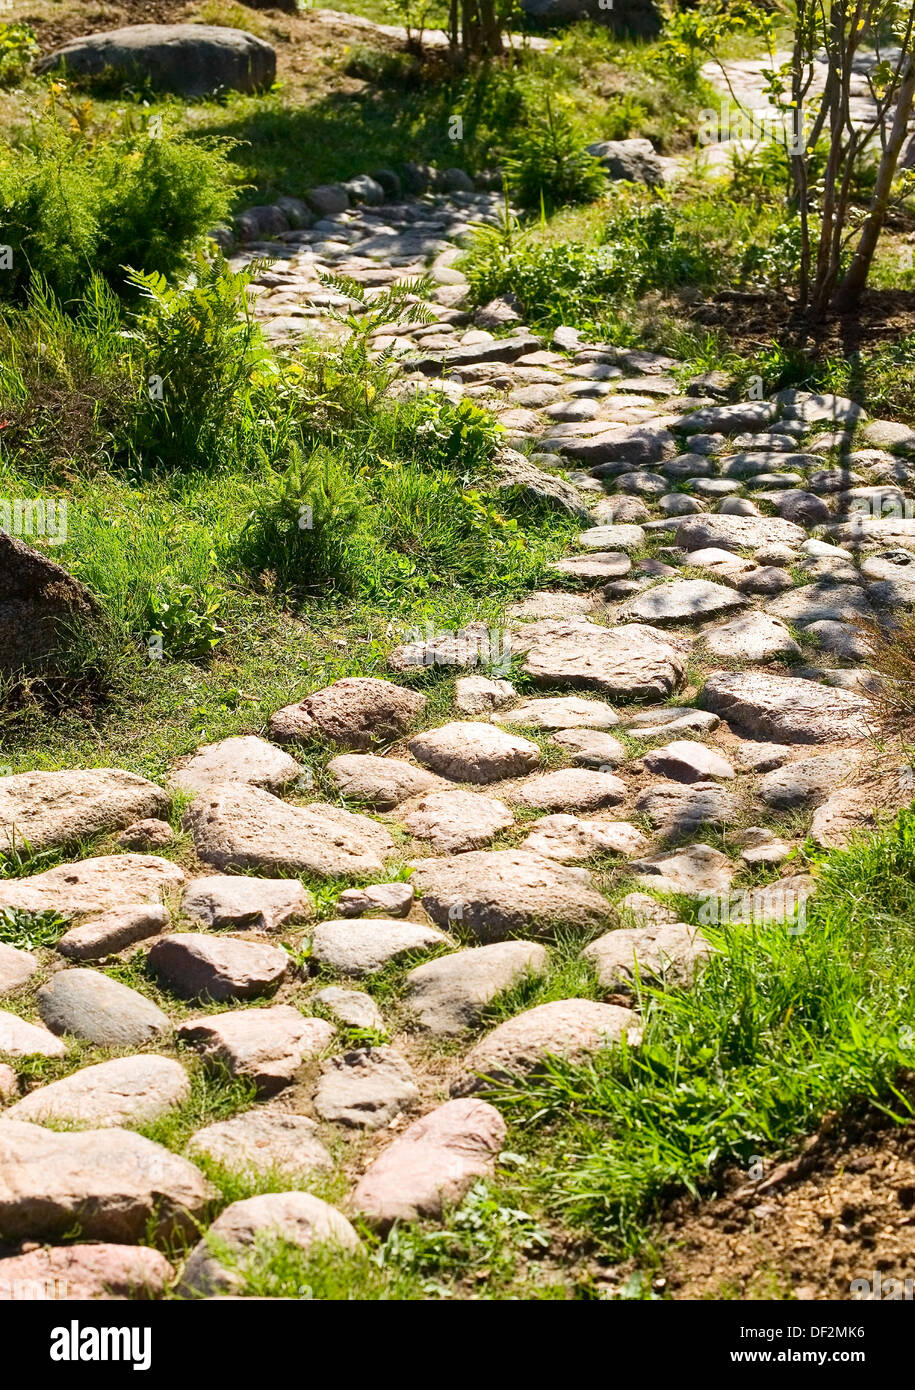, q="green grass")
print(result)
[489,807,915,1256]
[132,1062,257,1151]
[183,1179,566,1300]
